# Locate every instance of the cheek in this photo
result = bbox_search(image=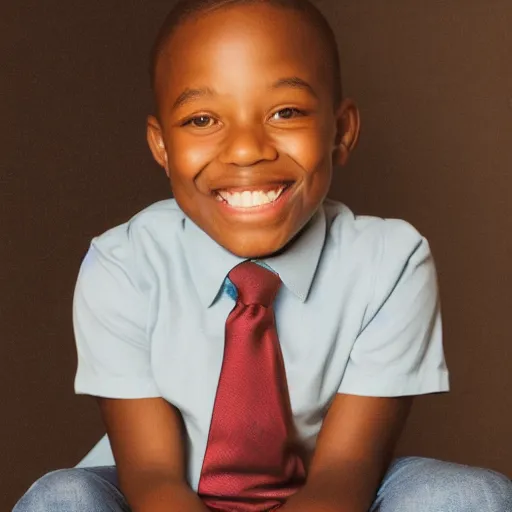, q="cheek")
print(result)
[276,124,332,173]
[279,126,334,211]
[167,132,217,179]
